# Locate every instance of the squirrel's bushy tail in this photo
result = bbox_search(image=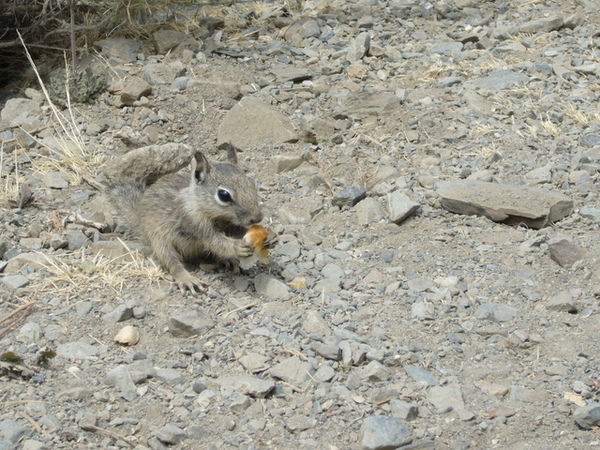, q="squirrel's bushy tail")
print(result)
[104,181,145,237]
